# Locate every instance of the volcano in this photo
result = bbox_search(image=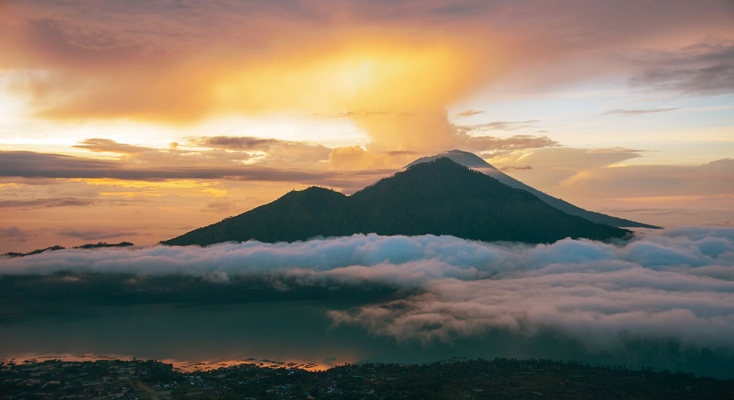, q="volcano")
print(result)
[408,150,657,229]
[163,156,633,246]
